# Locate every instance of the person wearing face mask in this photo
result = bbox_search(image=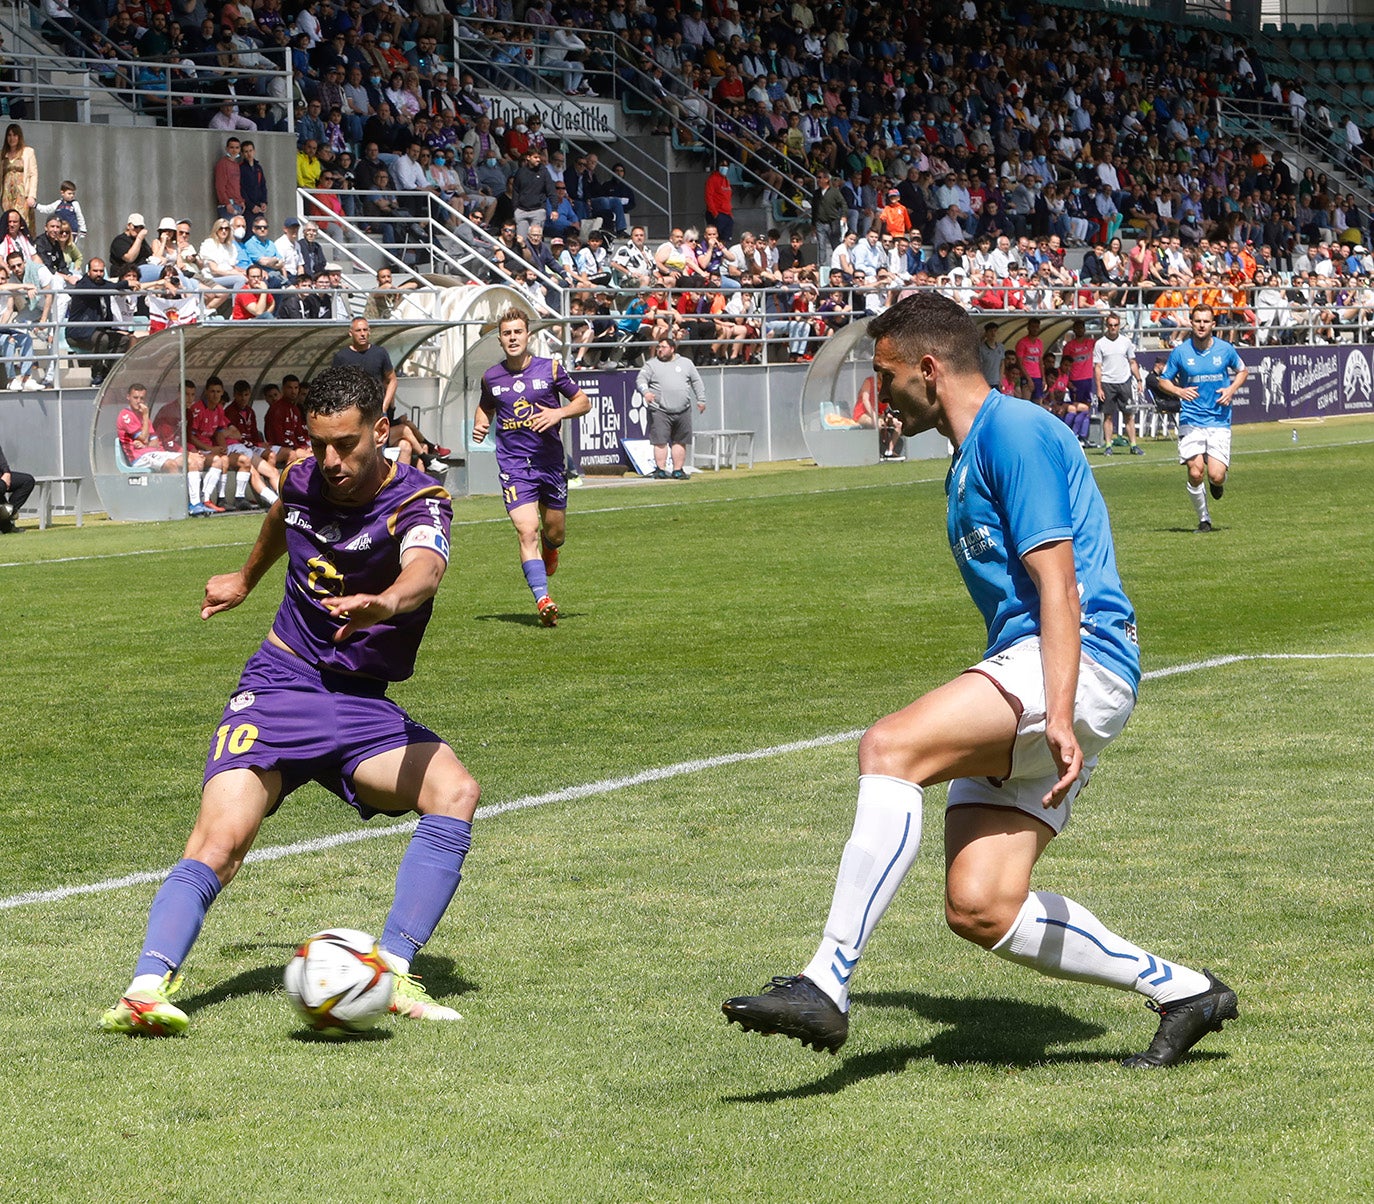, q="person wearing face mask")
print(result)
[474,146,508,211]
